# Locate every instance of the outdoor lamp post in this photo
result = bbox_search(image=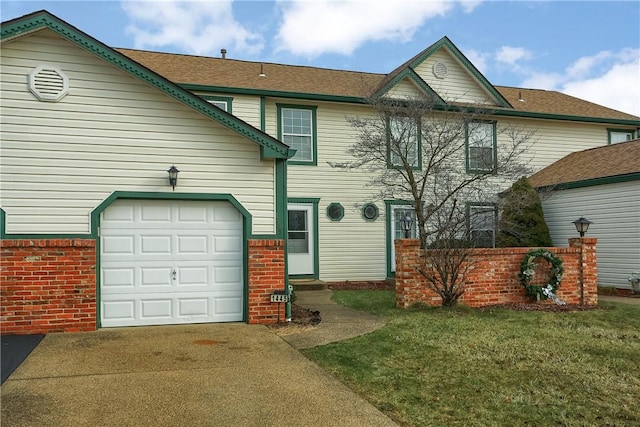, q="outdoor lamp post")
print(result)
[400,213,413,238]
[167,165,180,191]
[572,216,592,237]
